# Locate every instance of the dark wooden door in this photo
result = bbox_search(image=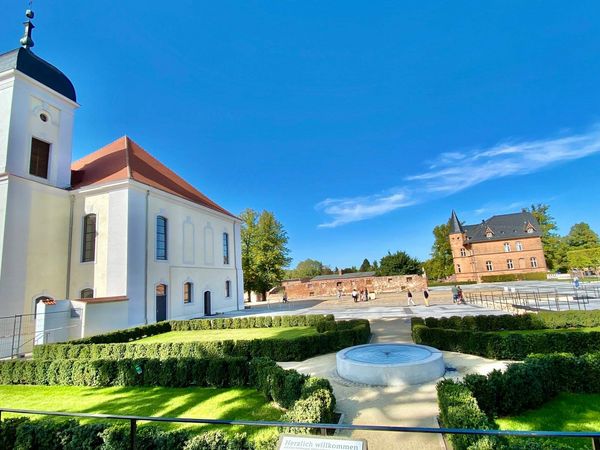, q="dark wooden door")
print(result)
[204,291,212,316]
[156,284,167,322]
